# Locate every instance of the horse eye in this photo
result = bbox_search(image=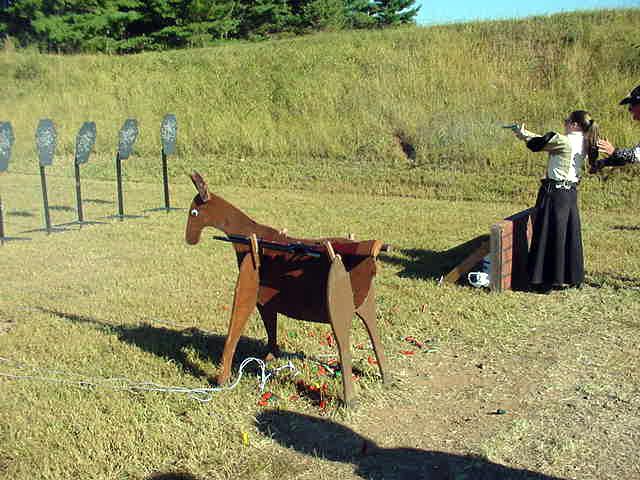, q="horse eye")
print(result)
[190,209,199,217]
